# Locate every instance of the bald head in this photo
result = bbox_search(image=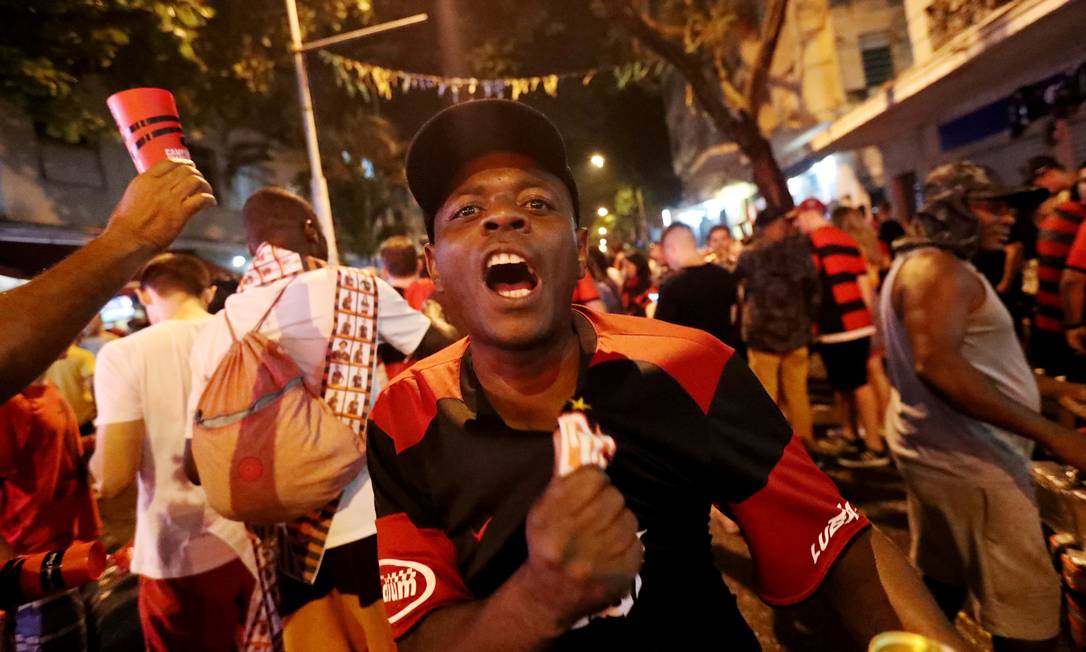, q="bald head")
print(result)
[241,187,328,260]
[660,223,701,270]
